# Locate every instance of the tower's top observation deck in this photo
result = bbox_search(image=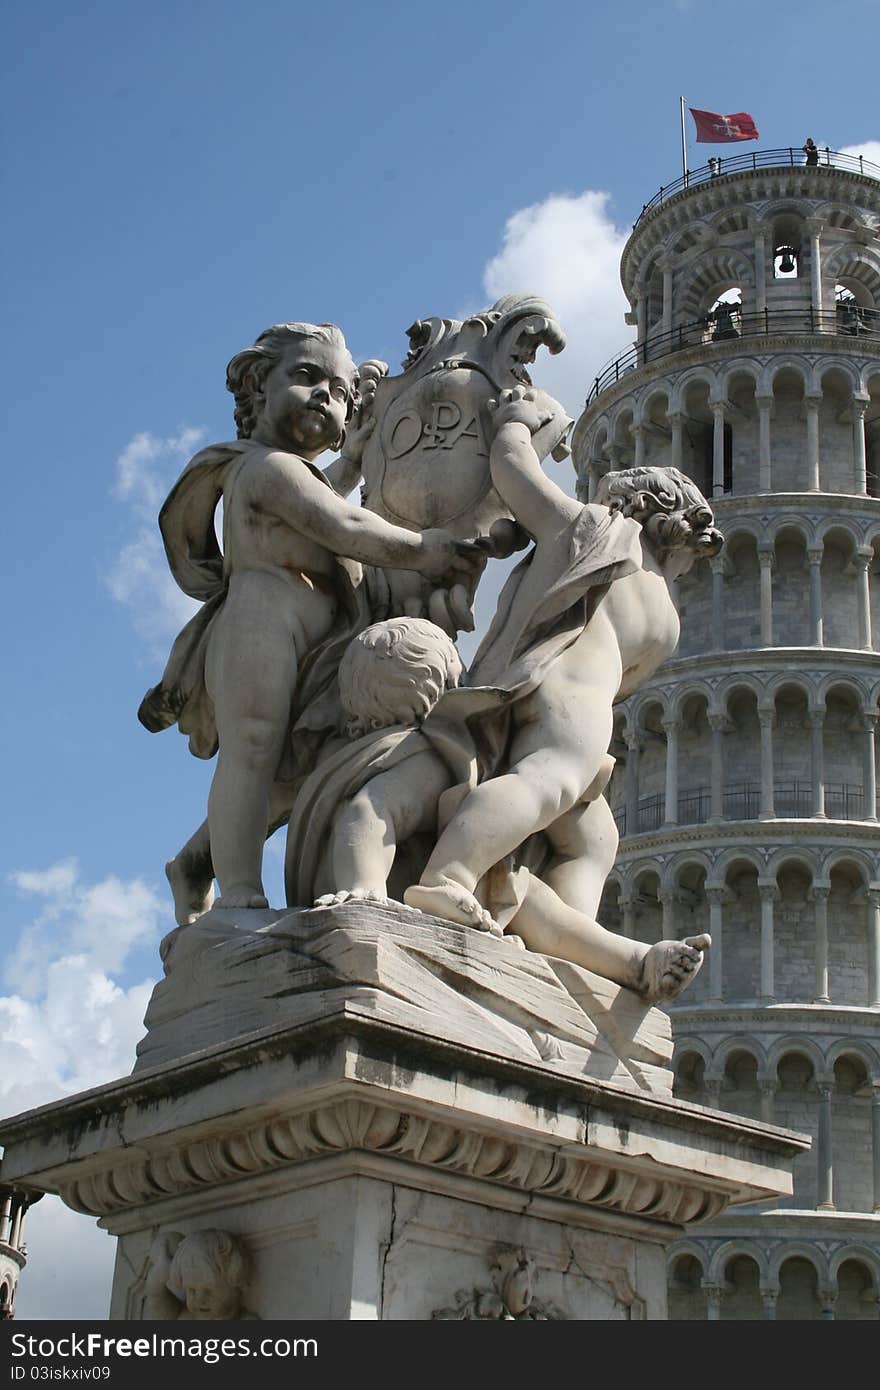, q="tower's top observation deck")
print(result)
[635,147,880,227]
[580,147,880,410]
